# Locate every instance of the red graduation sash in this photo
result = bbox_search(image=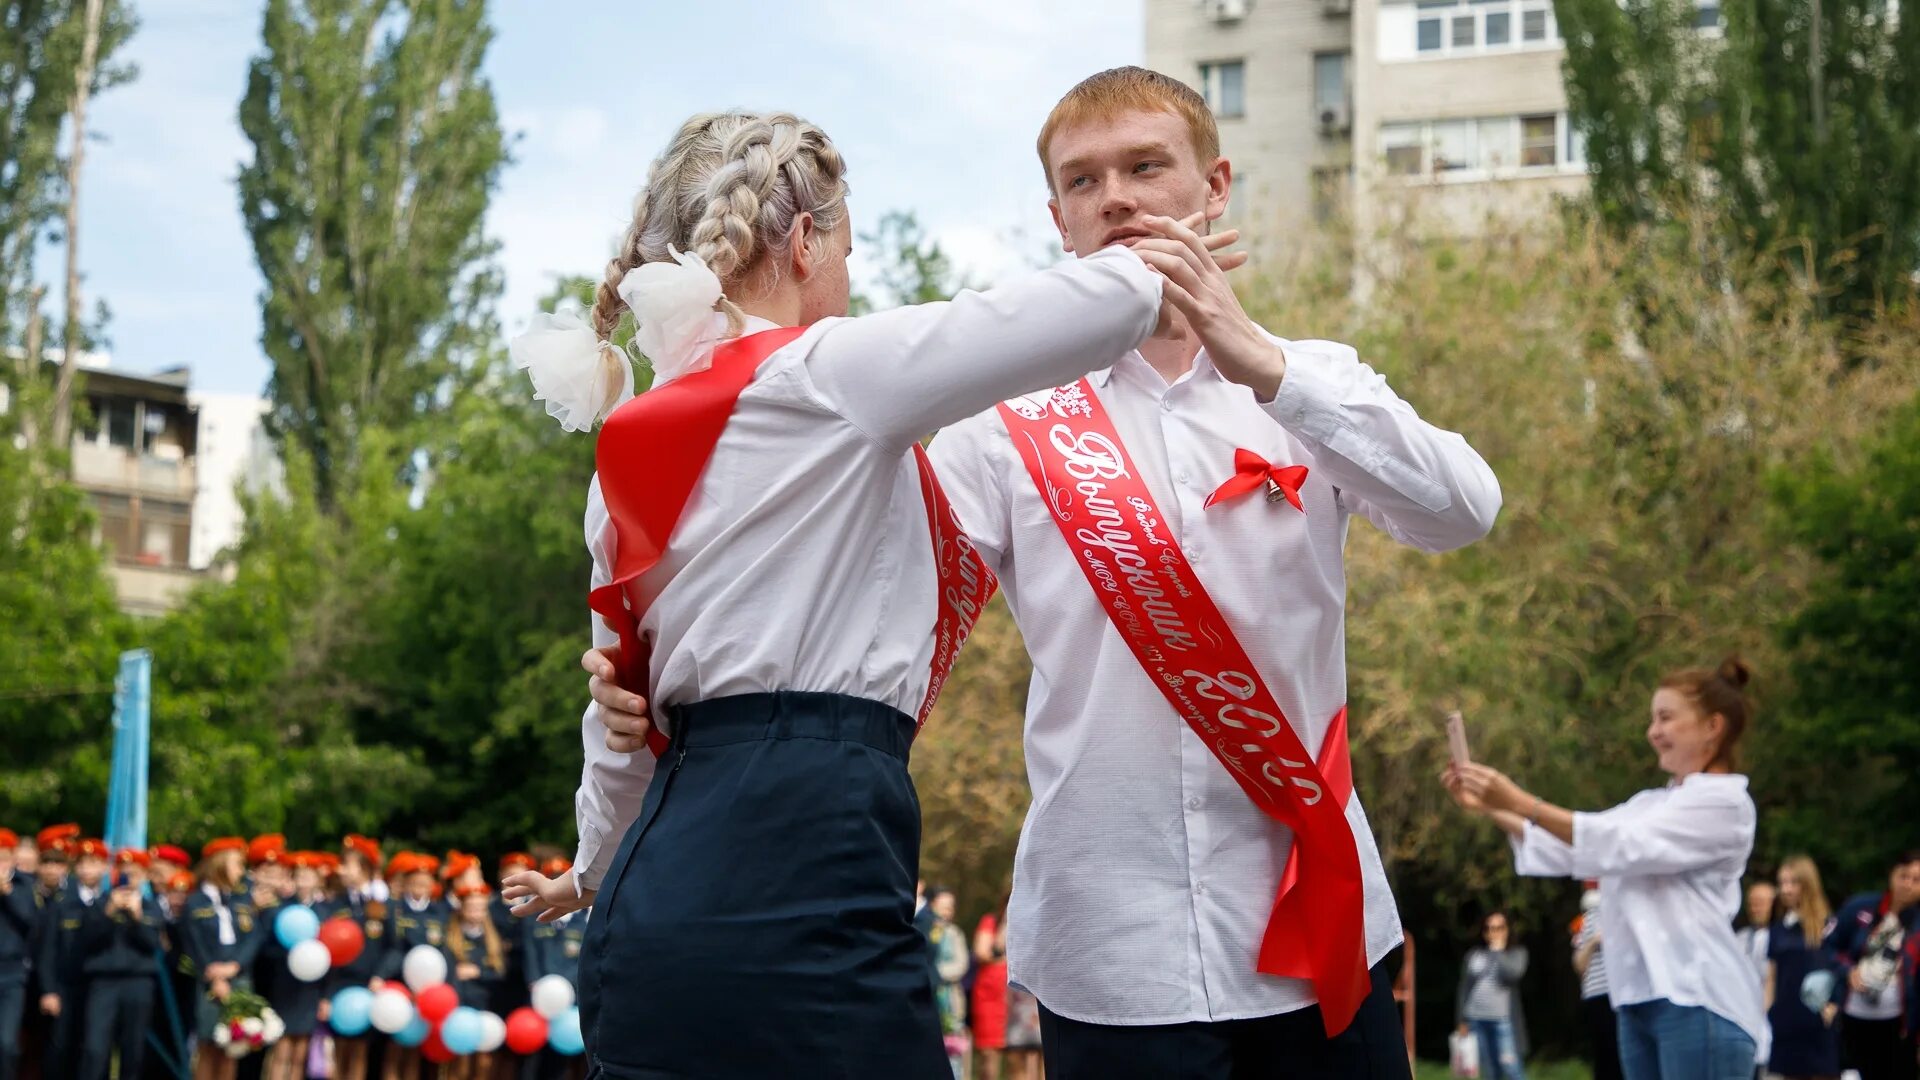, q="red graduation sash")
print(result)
[590,326,996,757]
[995,379,1367,1036]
